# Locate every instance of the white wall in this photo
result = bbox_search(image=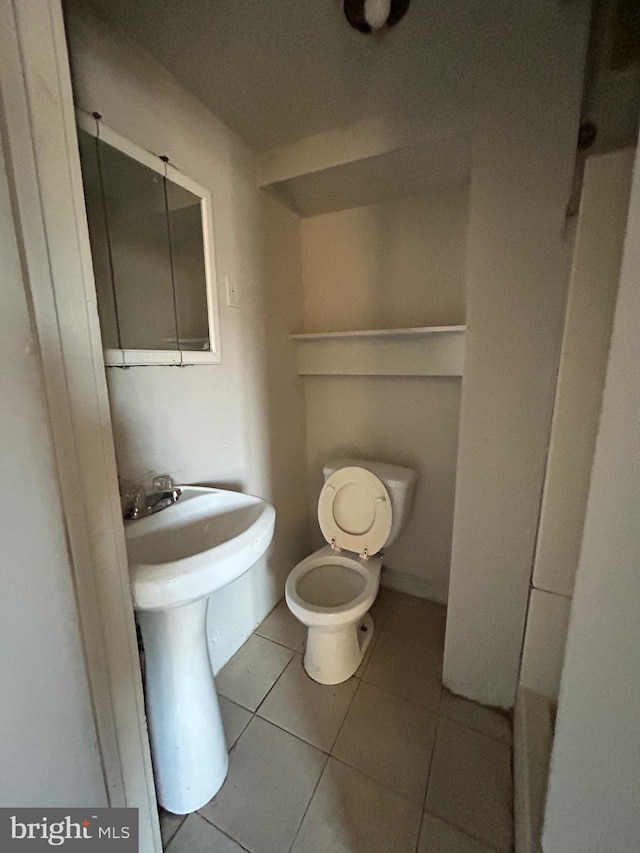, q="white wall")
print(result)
[64,2,309,671]
[519,590,573,703]
[534,148,635,599]
[542,144,640,853]
[519,149,635,702]
[0,128,107,806]
[443,0,590,708]
[300,191,468,332]
[299,191,468,599]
